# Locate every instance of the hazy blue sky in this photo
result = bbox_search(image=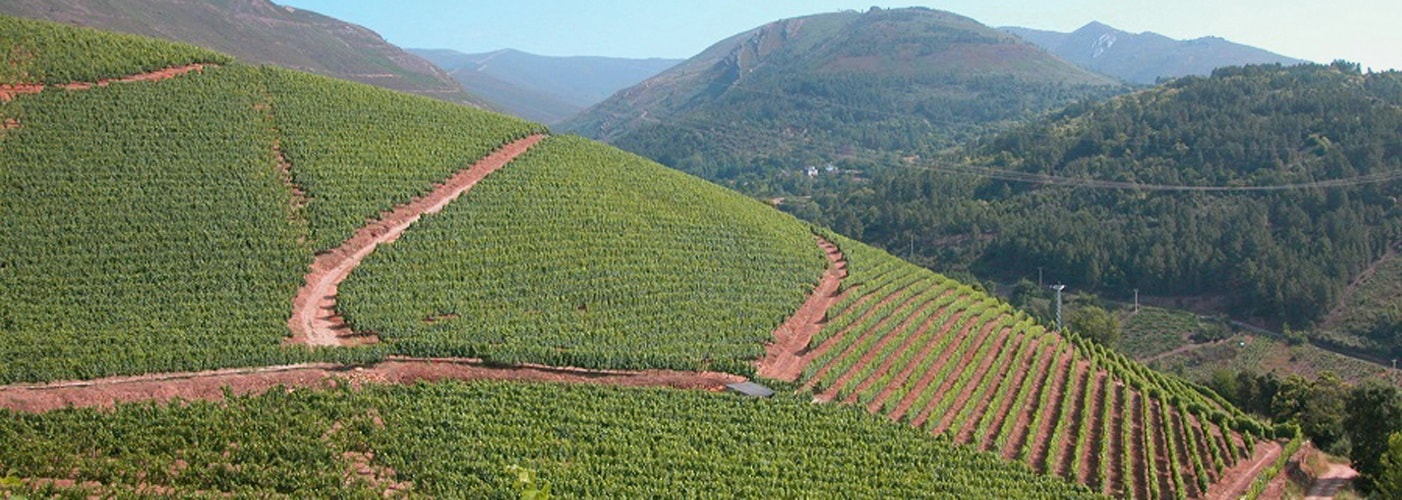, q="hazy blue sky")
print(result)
[278,0,1401,71]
